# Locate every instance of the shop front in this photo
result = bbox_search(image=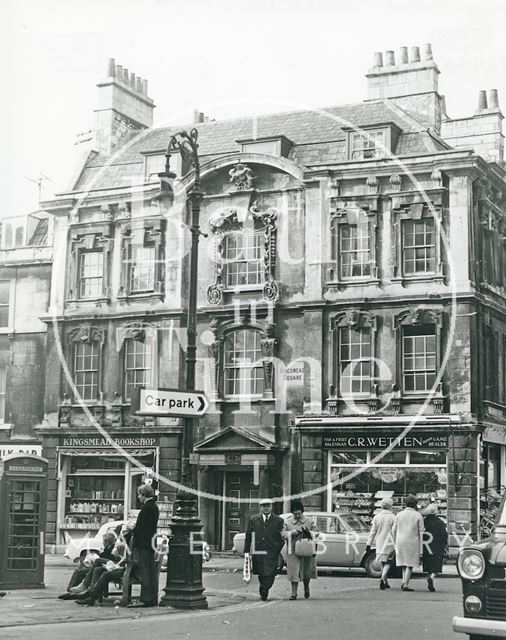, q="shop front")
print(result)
[294,415,479,556]
[41,431,180,549]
